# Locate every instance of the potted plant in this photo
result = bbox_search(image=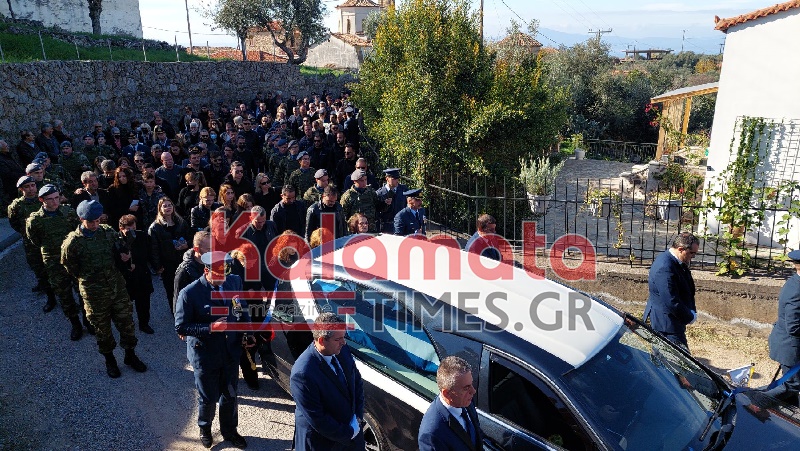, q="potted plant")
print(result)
[655,191,684,222]
[519,156,565,215]
[571,133,586,160]
[585,187,620,218]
